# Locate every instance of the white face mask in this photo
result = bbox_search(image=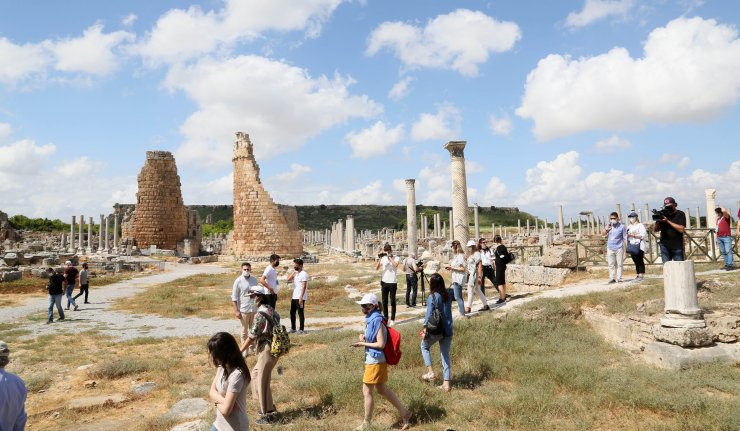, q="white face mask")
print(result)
[610,220,619,225]
[242,270,250,277]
